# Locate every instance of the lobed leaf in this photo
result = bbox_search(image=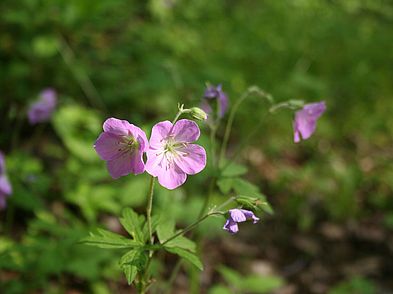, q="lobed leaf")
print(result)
[81,228,140,249]
[157,218,175,243]
[119,208,145,243]
[165,247,203,271]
